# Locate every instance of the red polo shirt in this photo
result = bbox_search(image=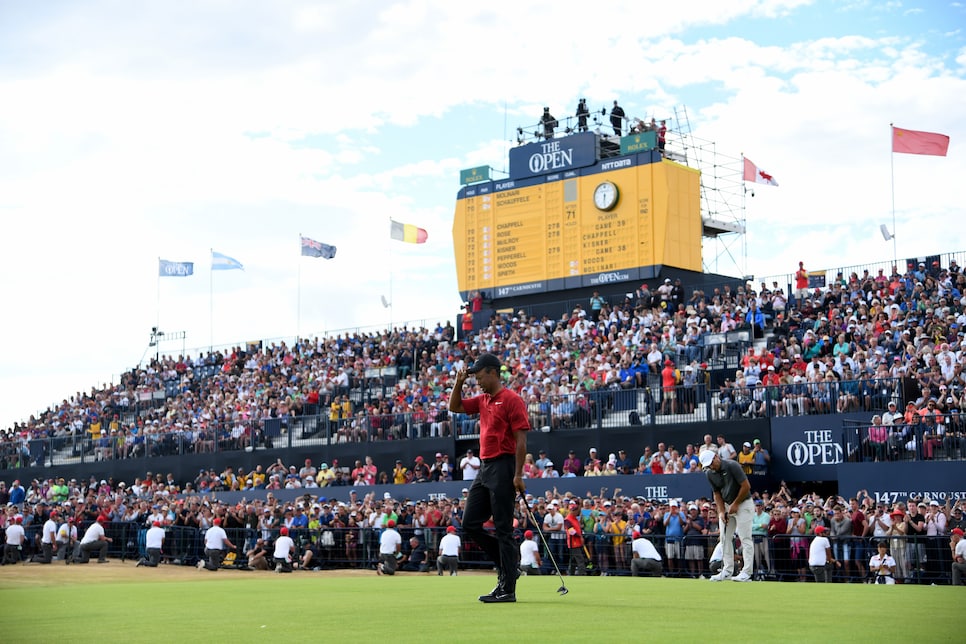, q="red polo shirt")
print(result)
[462,387,530,459]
